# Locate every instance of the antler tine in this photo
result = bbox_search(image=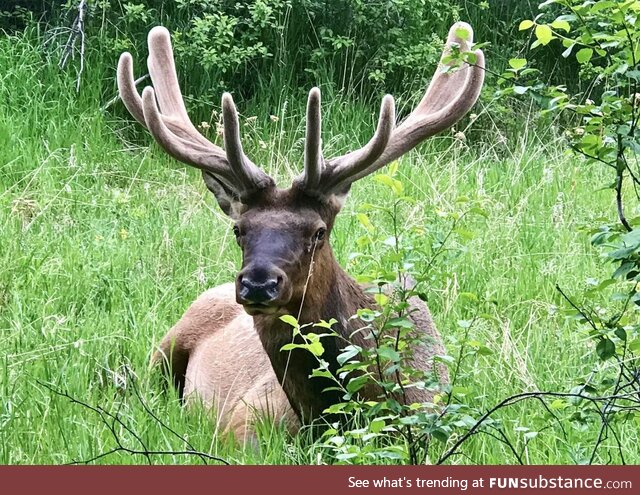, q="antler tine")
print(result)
[145,27,219,151]
[322,95,395,191]
[117,52,146,125]
[147,27,271,194]
[315,22,484,196]
[303,87,323,190]
[413,23,481,116]
[139,86,231,184]
[220,93,273,193]
[402,22,484,128]
[120,49,232,183]
[297,93,395,195]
